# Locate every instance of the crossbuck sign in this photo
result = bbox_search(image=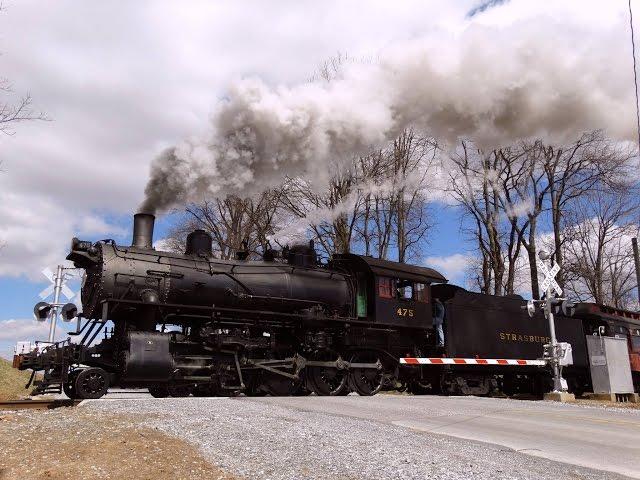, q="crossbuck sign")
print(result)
[39,267,75,301]
[538,261,562,296]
